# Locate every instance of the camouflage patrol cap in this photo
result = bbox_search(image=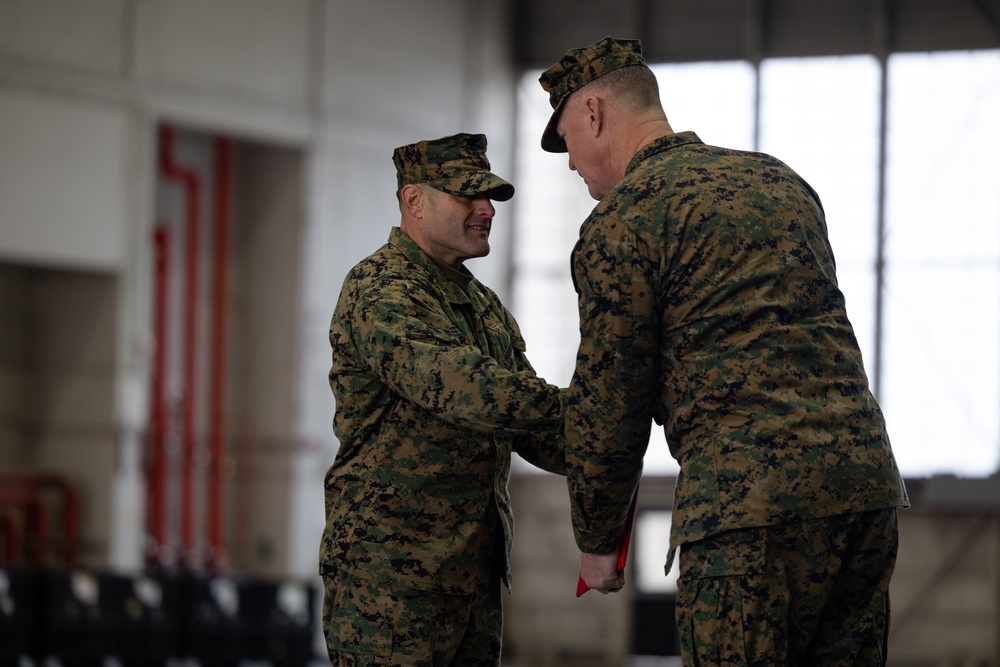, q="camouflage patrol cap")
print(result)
[392,133,514,201]
[538,36,647,153]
